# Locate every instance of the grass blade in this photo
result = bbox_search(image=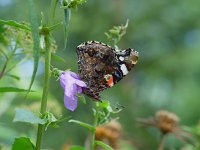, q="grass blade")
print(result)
[0,19,31,31]
[51,53,66,63]
[50,0,59,24]
[27,0,40,95]
[0,87,34,92]
[63,8,71,50]
[6,74,20,80]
